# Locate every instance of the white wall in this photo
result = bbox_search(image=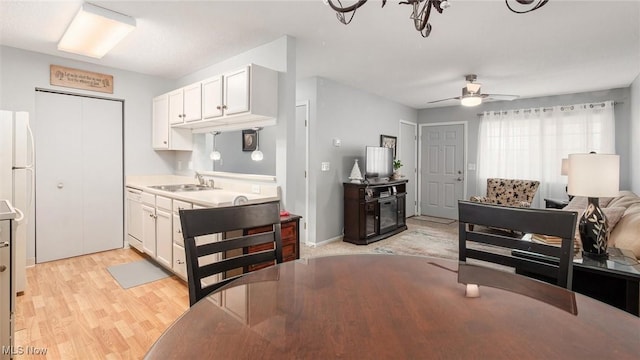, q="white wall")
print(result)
[0,45,174,262]
[298,76,418,245]
[418,88,633,197]
[631,74,640,193]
